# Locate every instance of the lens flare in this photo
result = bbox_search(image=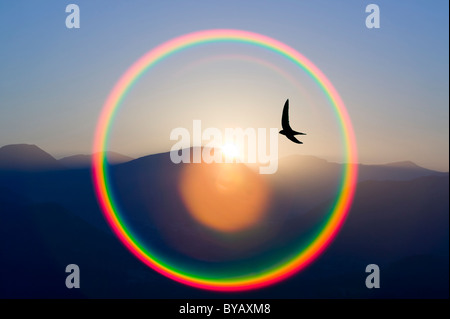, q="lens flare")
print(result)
[179,161,269,233]
[92,29,358,291]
